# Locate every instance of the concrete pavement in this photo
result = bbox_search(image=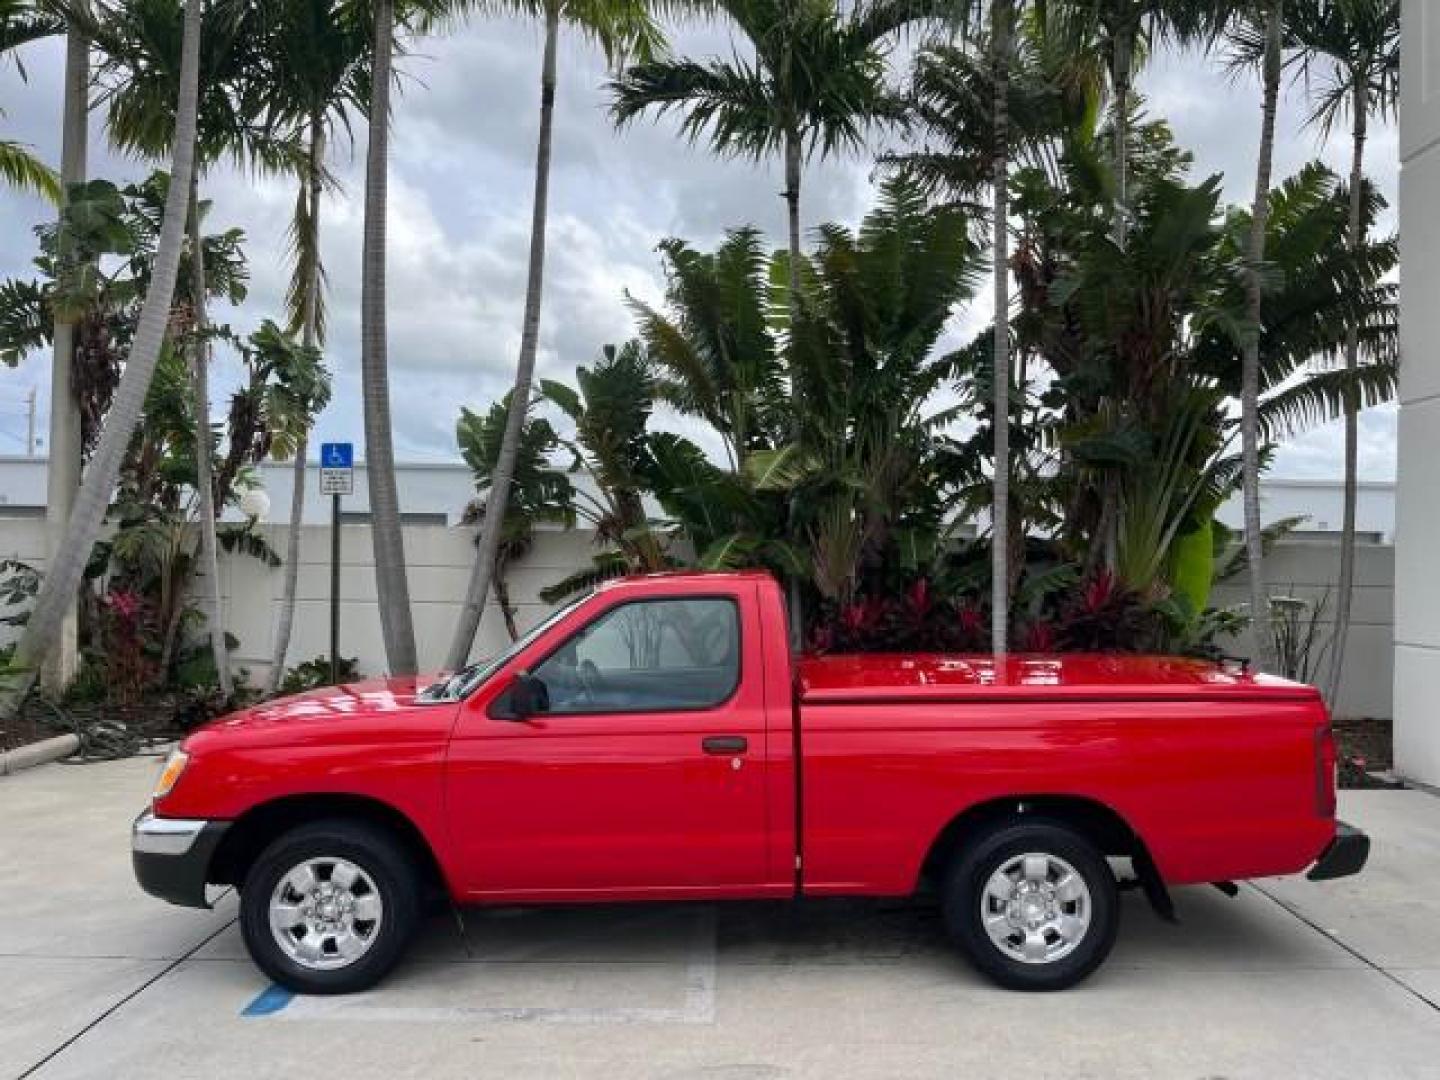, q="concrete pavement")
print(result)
[2,756,1438,1080]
